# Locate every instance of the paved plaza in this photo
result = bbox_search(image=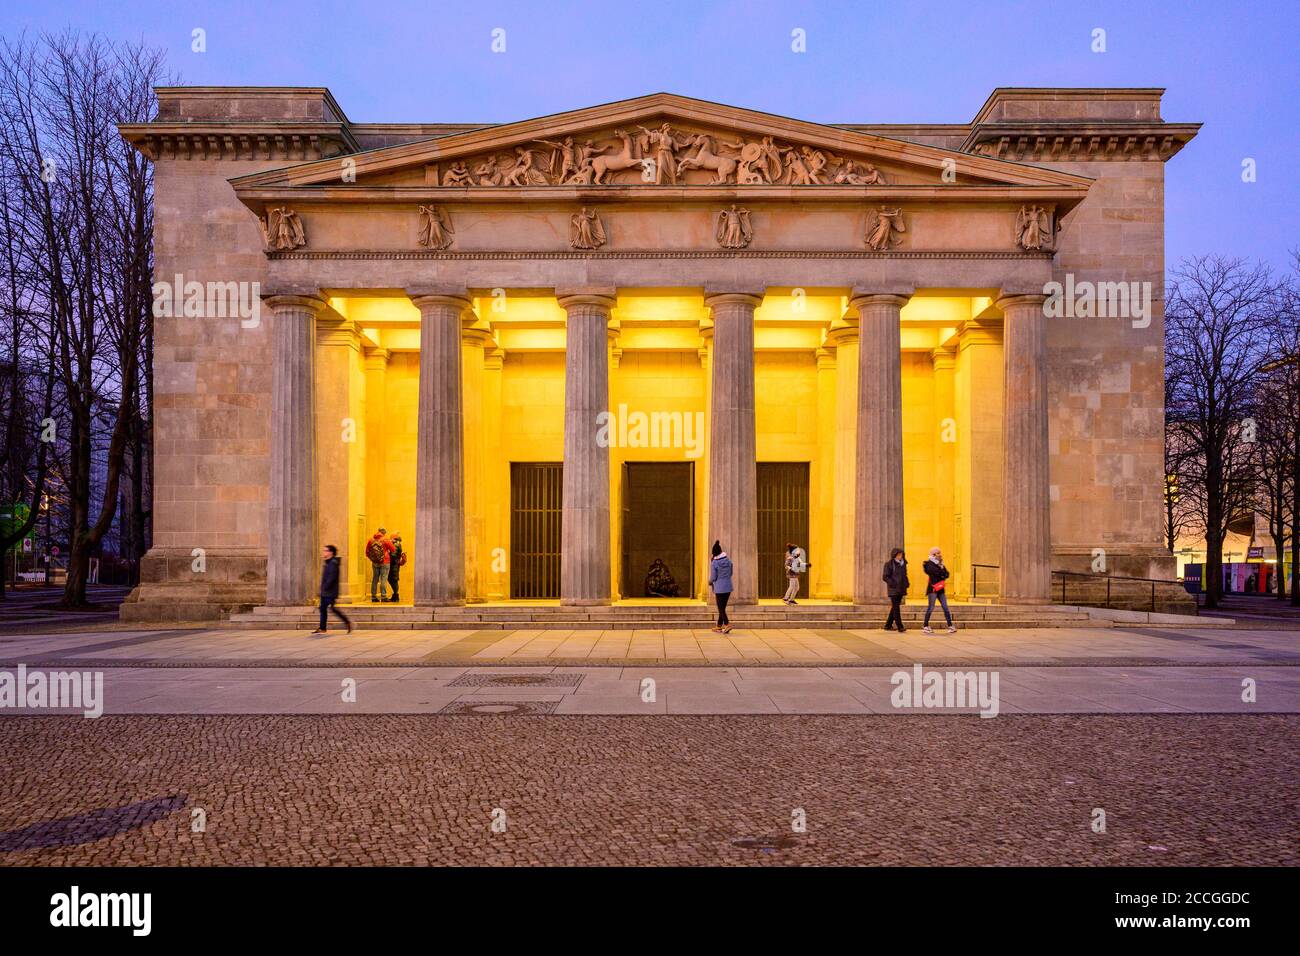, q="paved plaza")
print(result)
[2,620,1294,865]
[1,622,1297,715]
[0,713,1294,866]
